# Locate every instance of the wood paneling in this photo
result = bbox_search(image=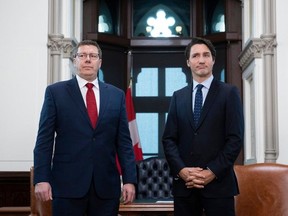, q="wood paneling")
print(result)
[0,172,30,207]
